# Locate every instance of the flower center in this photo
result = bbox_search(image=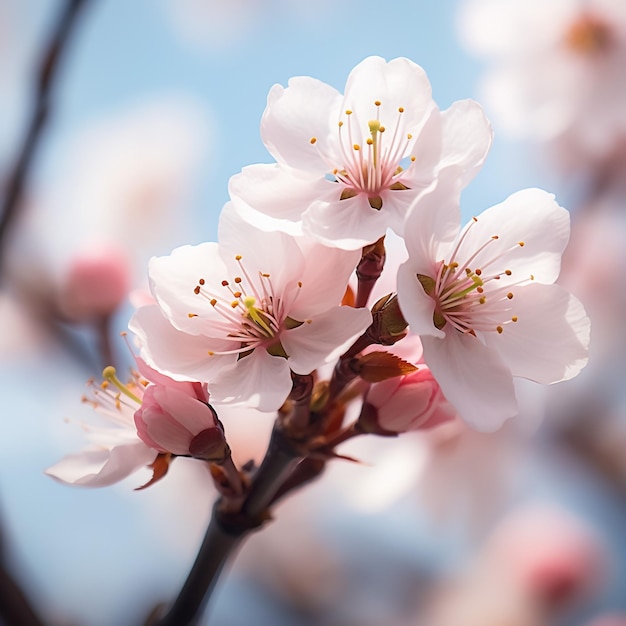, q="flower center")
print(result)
[310,101,415,210]
[565,13,614,56]
[191,255,302,358]
[417,219,528,336]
